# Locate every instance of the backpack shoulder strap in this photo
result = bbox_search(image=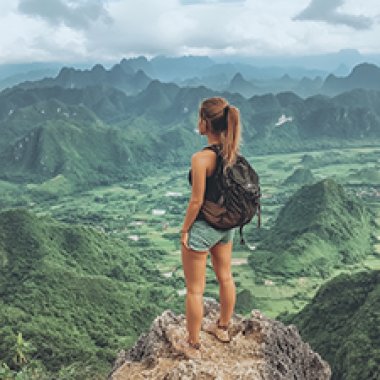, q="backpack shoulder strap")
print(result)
[202,144,222,155]
[202,144,224,174]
